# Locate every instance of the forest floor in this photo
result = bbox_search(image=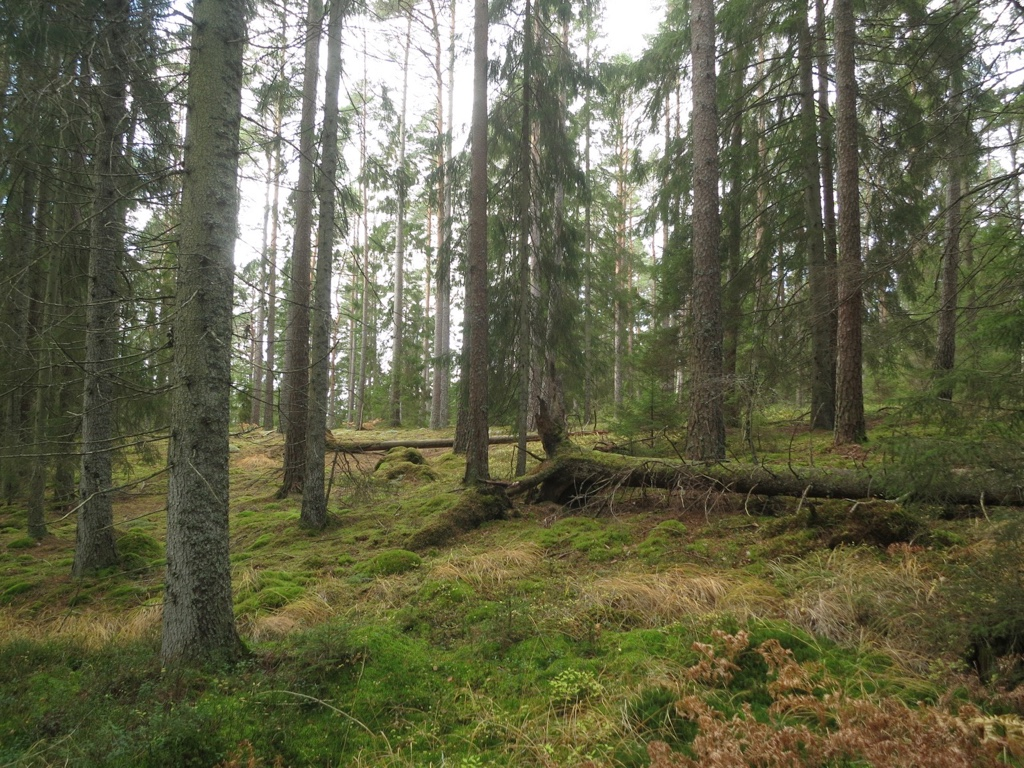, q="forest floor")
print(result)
[3,416,1024,766]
